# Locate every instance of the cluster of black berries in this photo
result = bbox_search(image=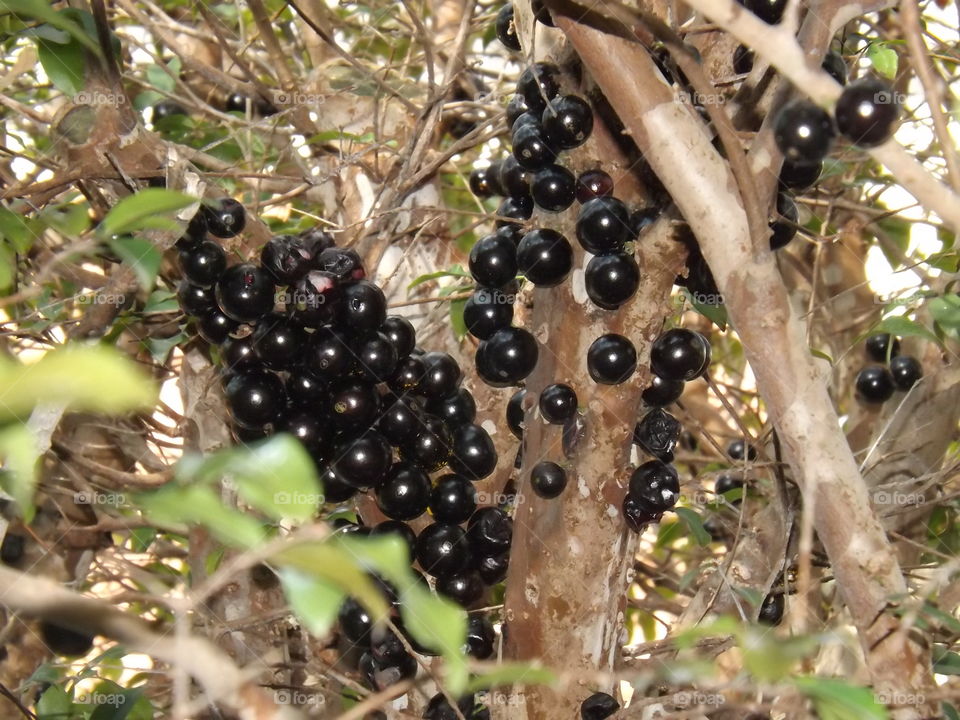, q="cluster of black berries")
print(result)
[152,92,278,124]
[175,198,511,704]
[855,333,923,404]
